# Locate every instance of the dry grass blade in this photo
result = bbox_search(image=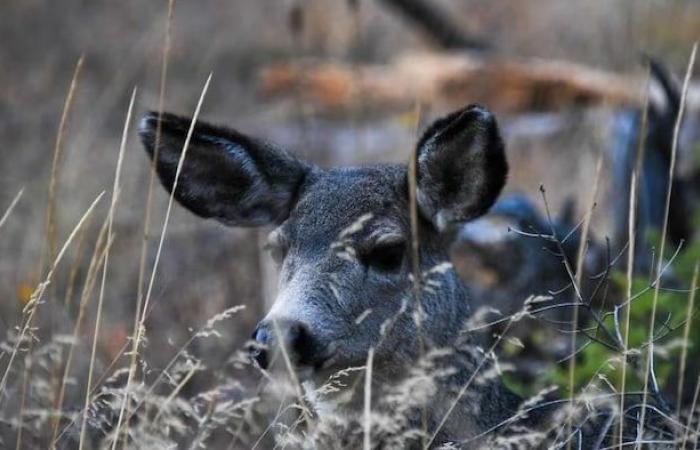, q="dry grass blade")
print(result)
[78,87,137,450]
[152,362,201,423]
[120,1,175,446]
[637,42,697,449]
[50,222,112,448]
[0,191,105,403]
[269,317,314,425]
[363,348,374,450]
[427,307,520,447]
[406,100,429,447]
[566,148,603,448]
[677,263,699,424]
[41,55,85,274]
[15,352,32,450]
[23,56,84,450]
[0,189,24,233]
[62,213,94,309]
[408,101,423,331]
[619,69,650,447]
[686,368,700,449]
[139,72,212,335]
[119,305,246,428]
[110,73,212,446]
